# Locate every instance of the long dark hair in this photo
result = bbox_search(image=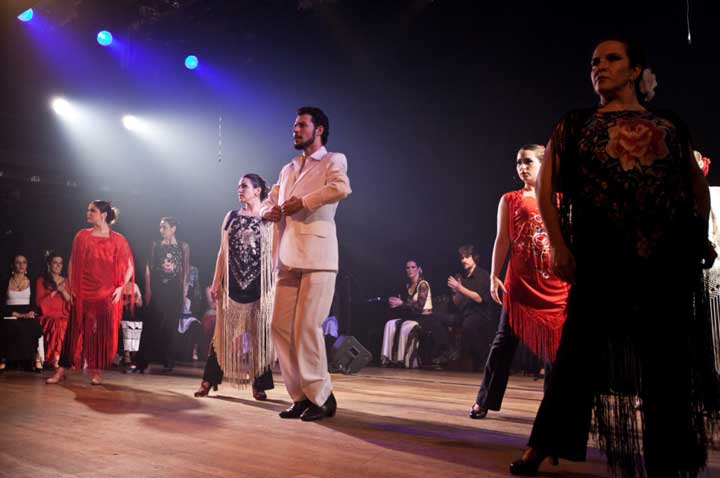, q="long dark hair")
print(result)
[405,259,425,294]
[42,251,63,291]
